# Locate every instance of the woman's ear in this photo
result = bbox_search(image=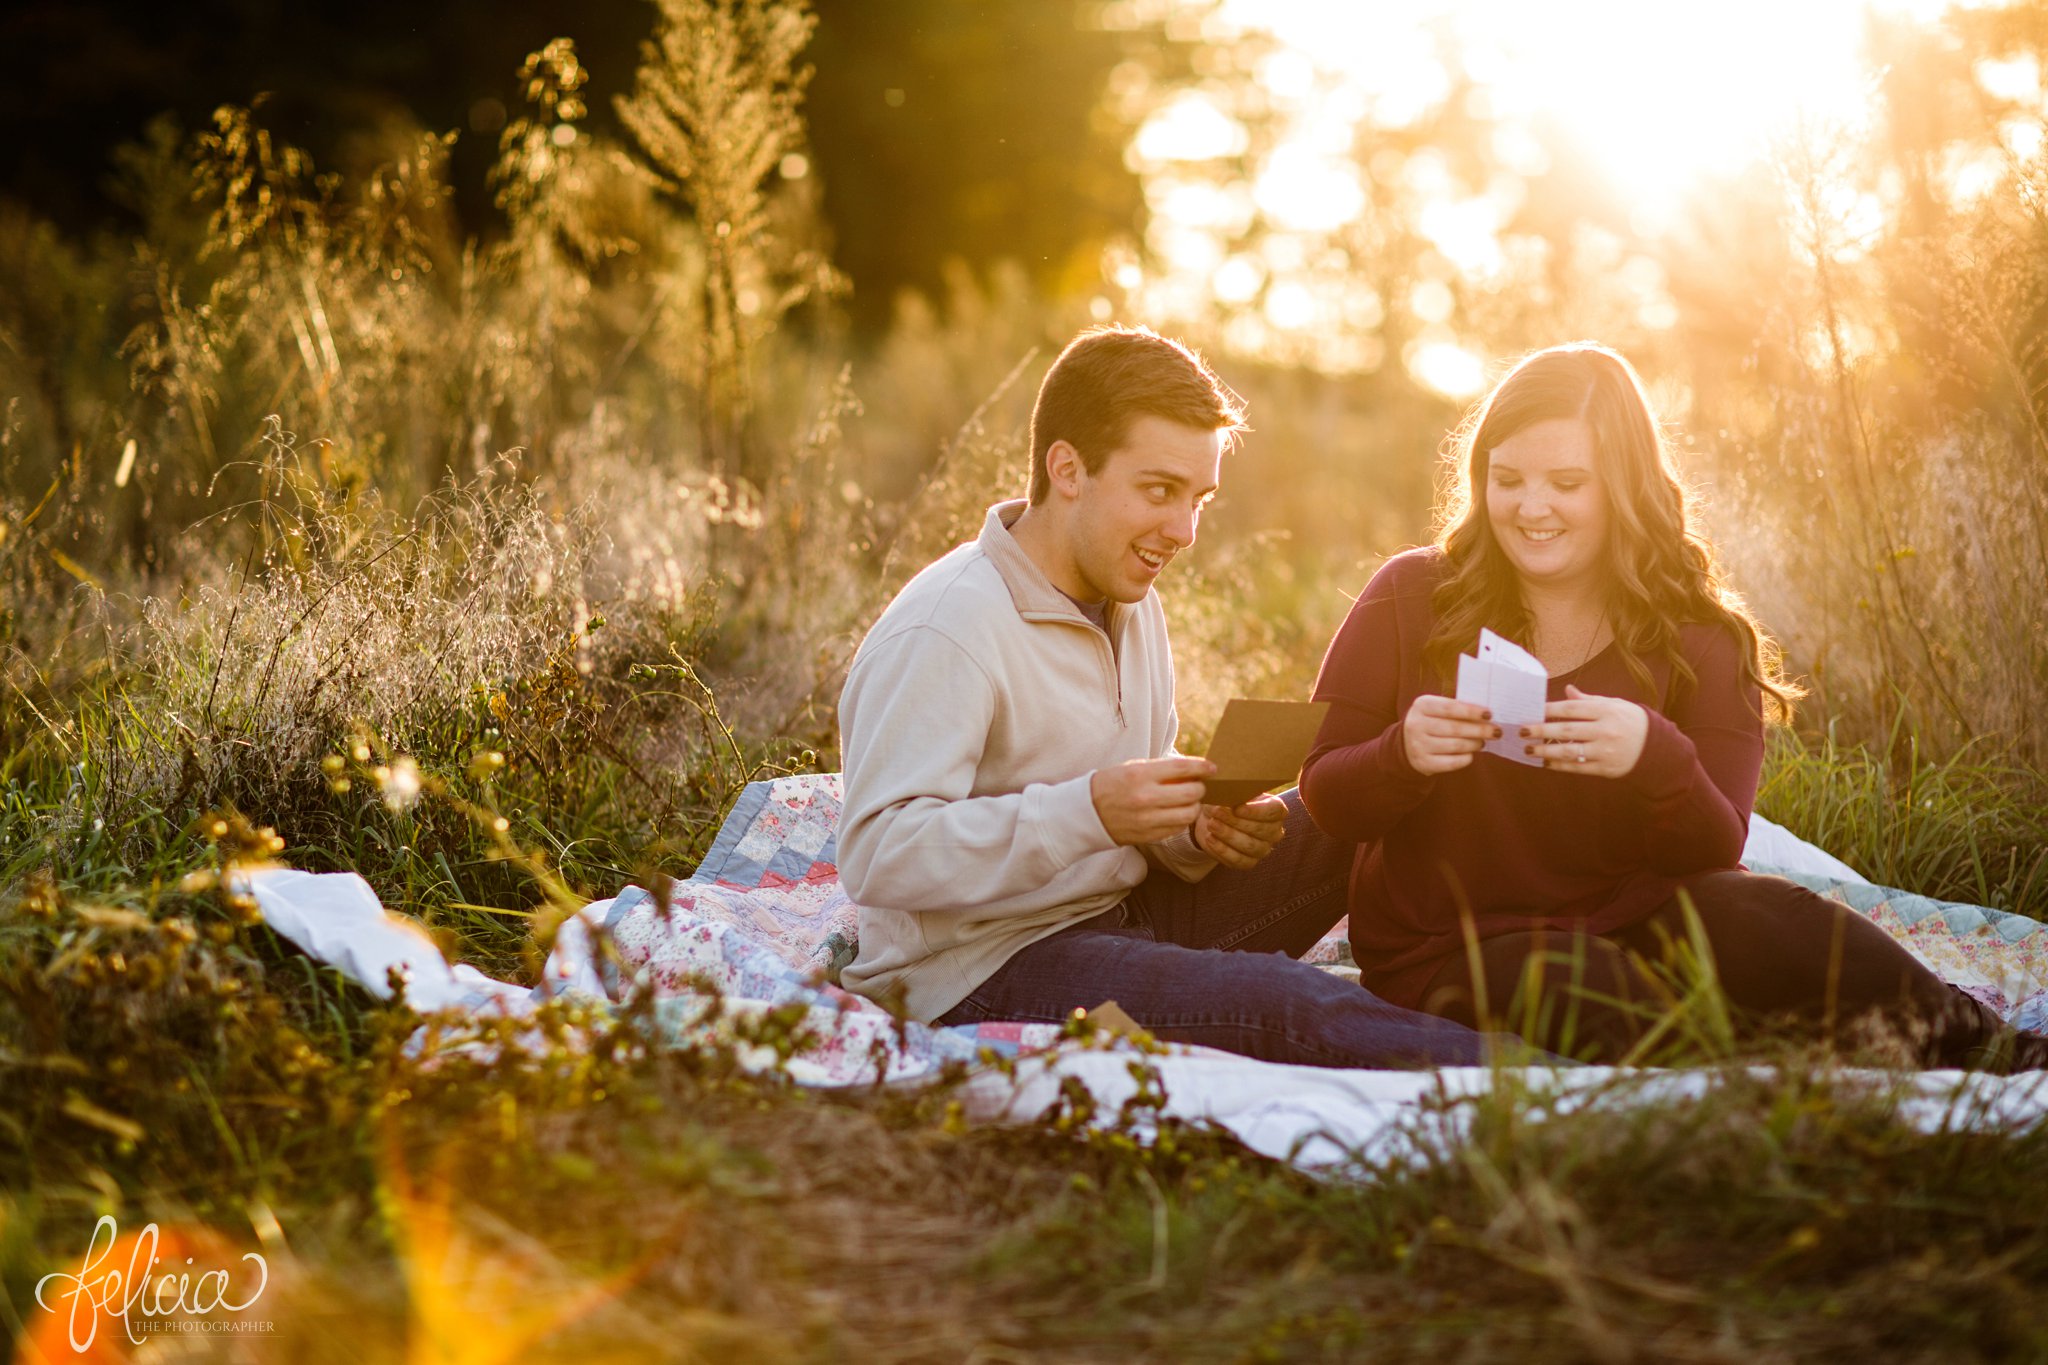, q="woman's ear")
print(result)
[1043,439,1086,500]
